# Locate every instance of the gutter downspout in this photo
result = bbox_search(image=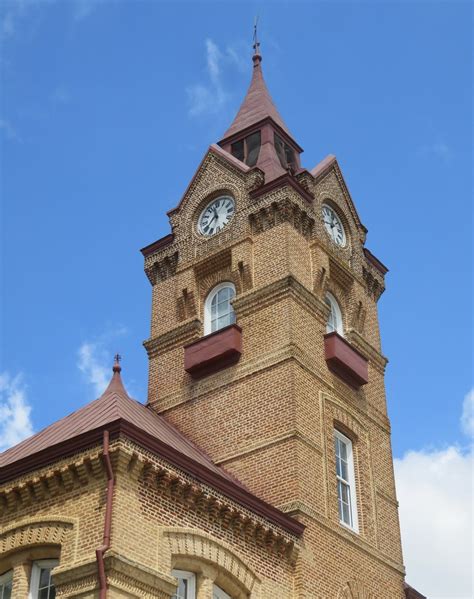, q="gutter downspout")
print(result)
[96,430,114,599]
